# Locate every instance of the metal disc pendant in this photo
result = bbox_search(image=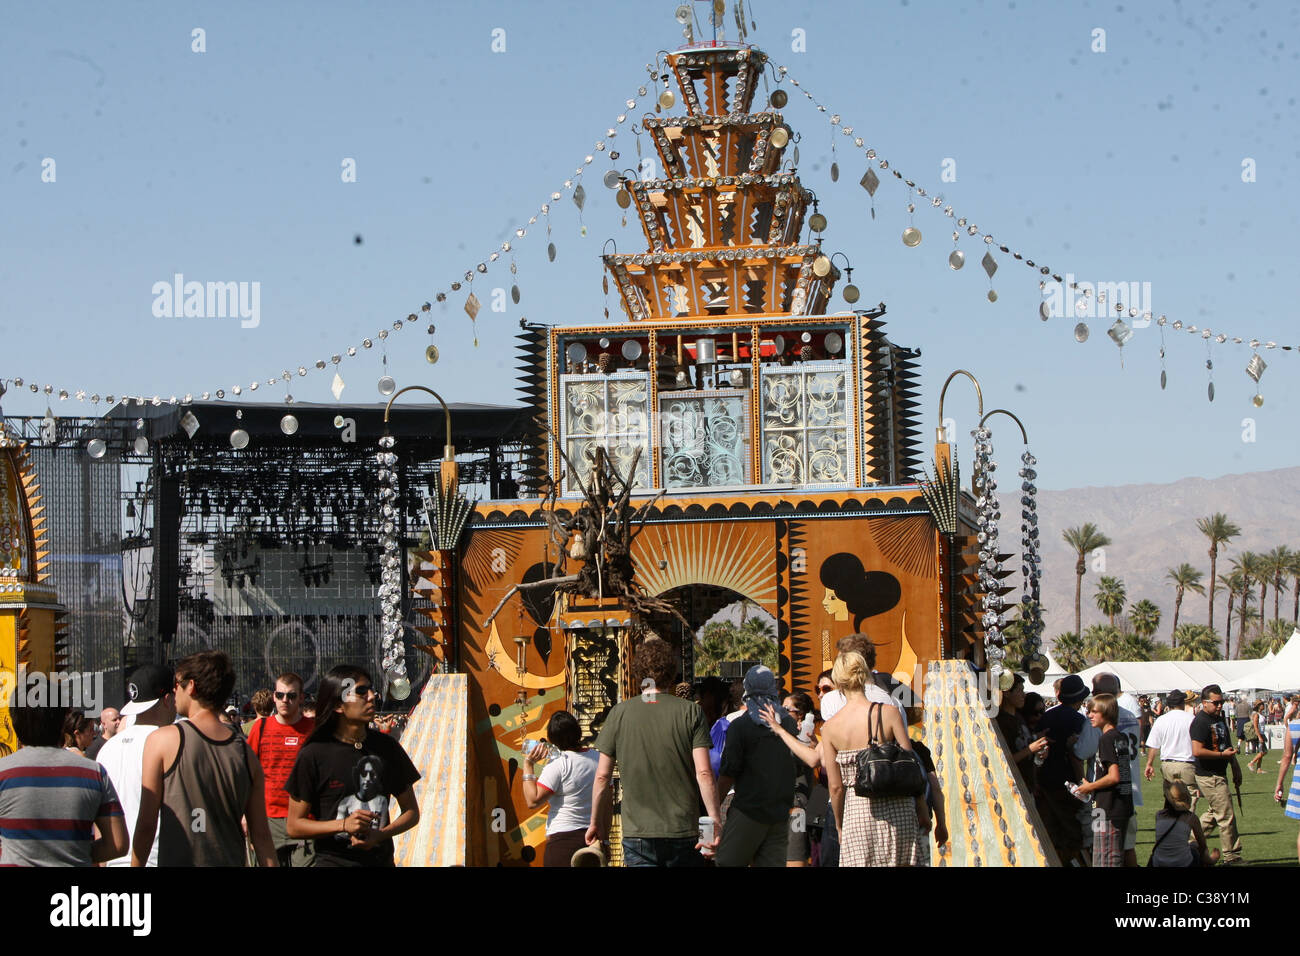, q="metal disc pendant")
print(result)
[809,212,827,233]
[792,146,800,166]
[547,242,557,262]
[843,284,860,304]
[831,162,840,182]
[1253,393,1264,407]
[1207,381,1215,402]
[949,250,965,270]
[616,190,631,209]
[133,435,149,455]
[511,285,521,304]
[770,126,789,148]
[987,289,998,303]
[1160,370,1167,390]
[602,169,621,190]
[377,375,396,396]
[902,227,922,247]
[812,254,831,277]
[658,89,675,109]
[770,89,788,109]
[426,344,440,365]
[1038,302,1051,321]
[230,428,249,450]
[1074,322,1090,343]
[280,414,299,435]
